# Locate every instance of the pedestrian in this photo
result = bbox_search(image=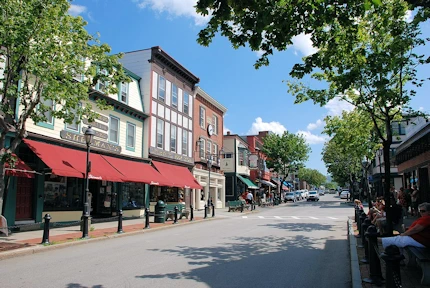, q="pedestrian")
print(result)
[411,185,420,216]
[397,187,408,218]
[246,190,253,205]
[381,202,430,249]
